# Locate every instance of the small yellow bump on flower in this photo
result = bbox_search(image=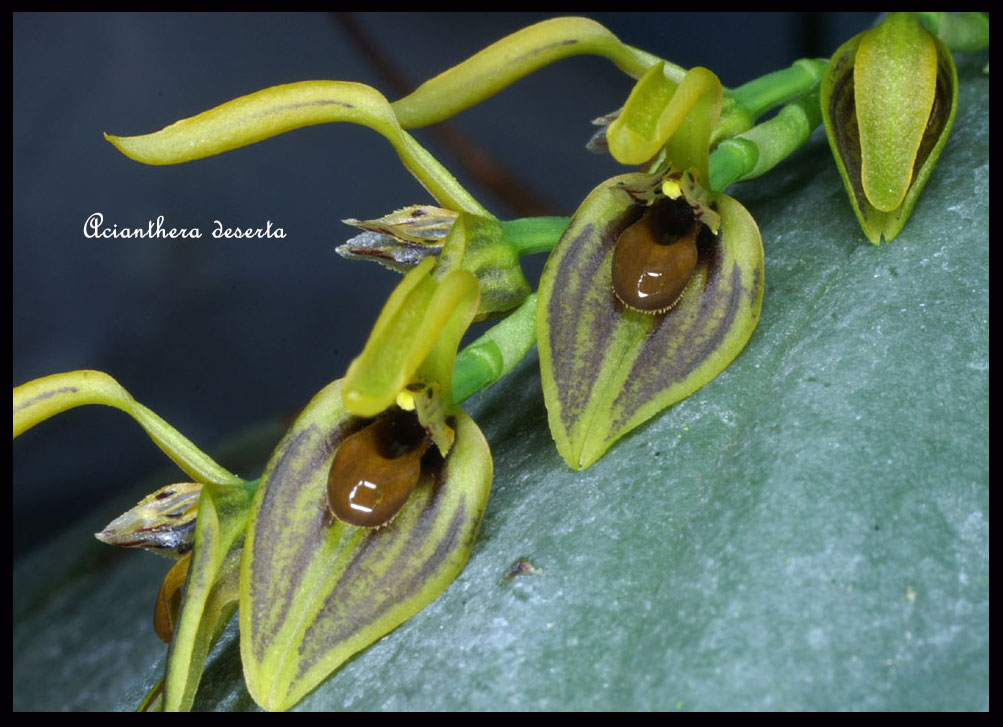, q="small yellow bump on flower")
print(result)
[662,178,683,200]
[395,390,417,411]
